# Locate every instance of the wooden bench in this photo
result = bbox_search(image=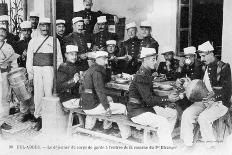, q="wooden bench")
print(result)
[65,107,158,145]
